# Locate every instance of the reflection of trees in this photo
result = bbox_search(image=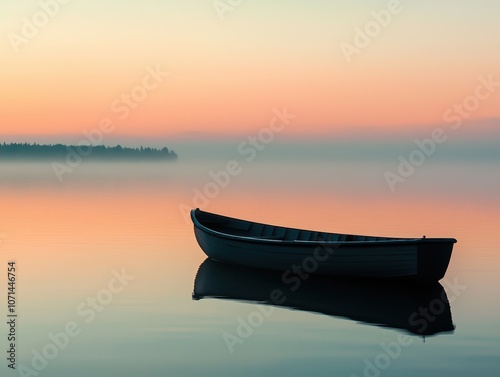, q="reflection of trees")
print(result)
[0,143,178,160]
